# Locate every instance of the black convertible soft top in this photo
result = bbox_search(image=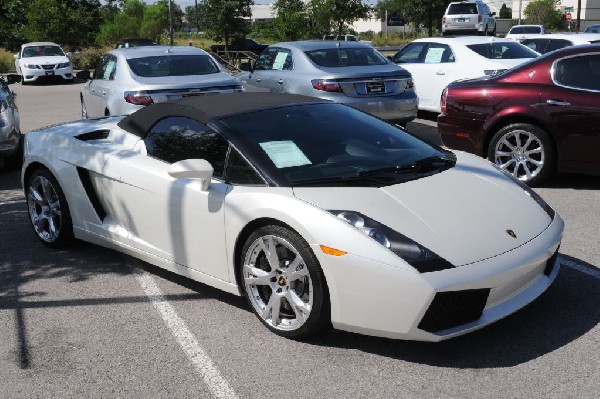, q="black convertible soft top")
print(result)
[117,92,325,138]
